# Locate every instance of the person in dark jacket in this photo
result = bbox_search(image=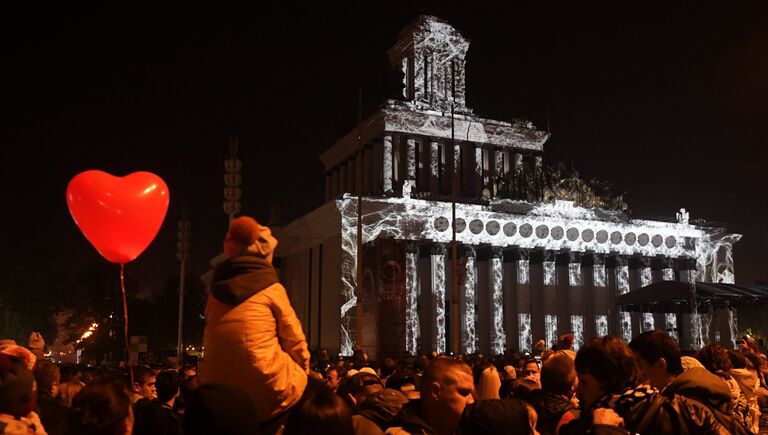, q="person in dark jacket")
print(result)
[561,336,727,435]
[33,359,68,434]
[528,351,578,435]
[630,330,750,434]
[385,358,474,435]
[133,369,182,435]
[354,388,408,434]
[458,399,533,435]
